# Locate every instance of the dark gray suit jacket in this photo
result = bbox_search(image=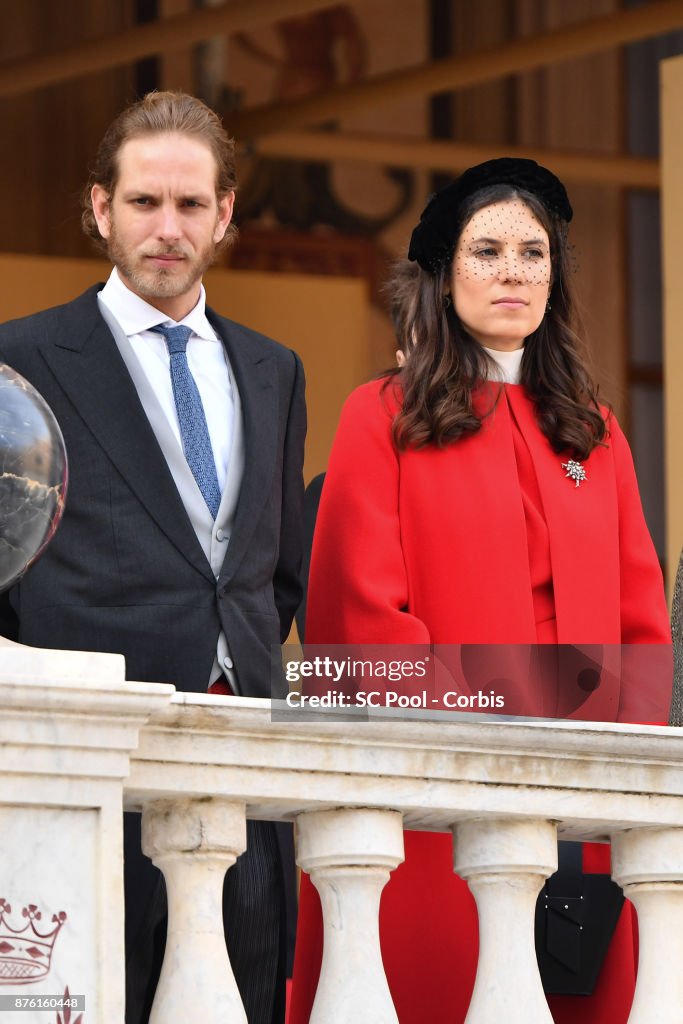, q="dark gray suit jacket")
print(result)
[0,284,305,697]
